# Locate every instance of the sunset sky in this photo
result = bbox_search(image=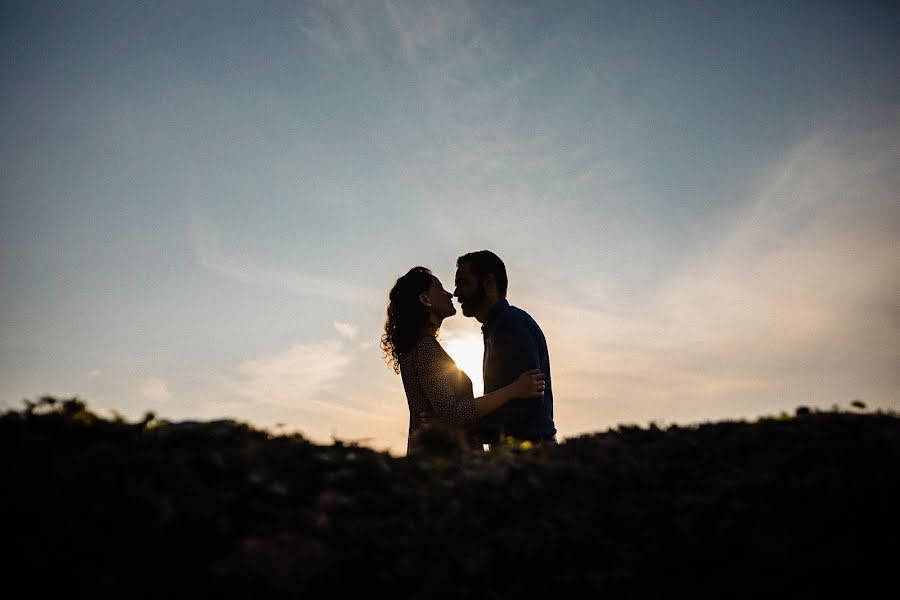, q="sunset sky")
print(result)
[2,1,898,455]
